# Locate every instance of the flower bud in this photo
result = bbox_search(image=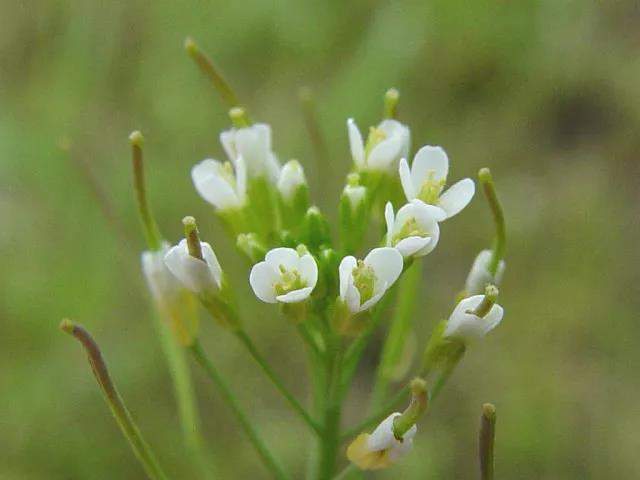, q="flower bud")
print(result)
[444,286,503,343]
